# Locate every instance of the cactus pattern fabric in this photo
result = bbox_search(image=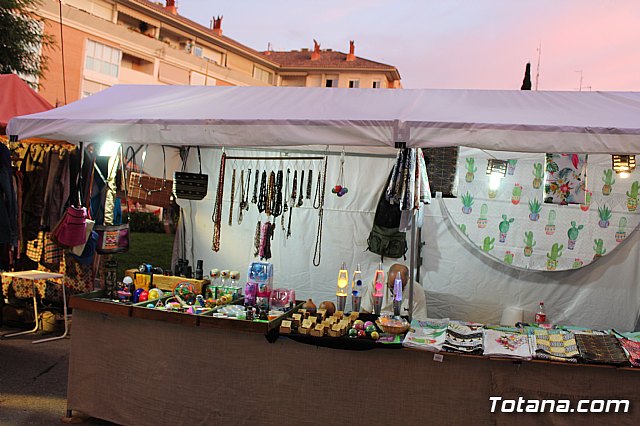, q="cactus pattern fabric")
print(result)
[442,149,640,271]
